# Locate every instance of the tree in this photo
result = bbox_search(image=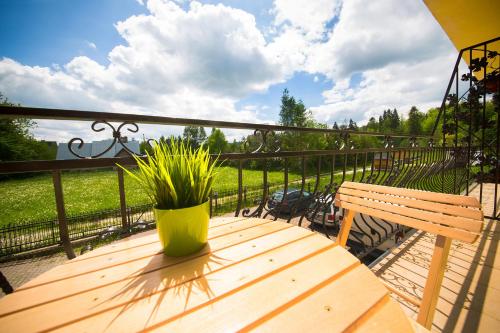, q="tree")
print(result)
[279,89,311,127]
[408,106,424,135]
[0,93,54,161]
[207,128,227,153]
[182,126,207,149]
[390,109,400,130]
[348,119,358,130]
[366,117,378,132]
